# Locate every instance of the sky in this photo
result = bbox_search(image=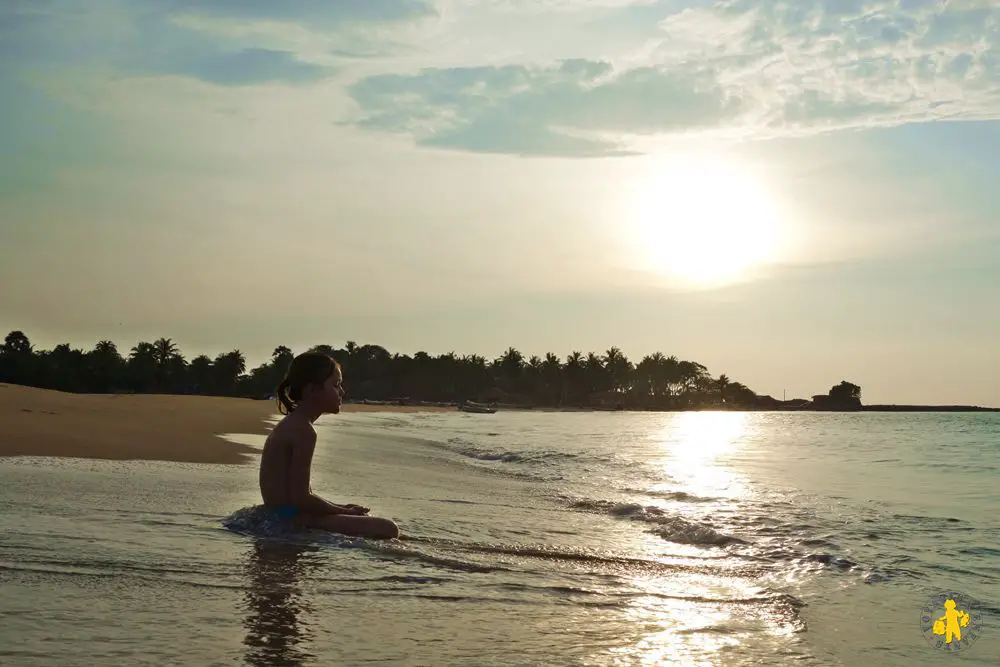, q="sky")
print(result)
[1,0,999,406]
